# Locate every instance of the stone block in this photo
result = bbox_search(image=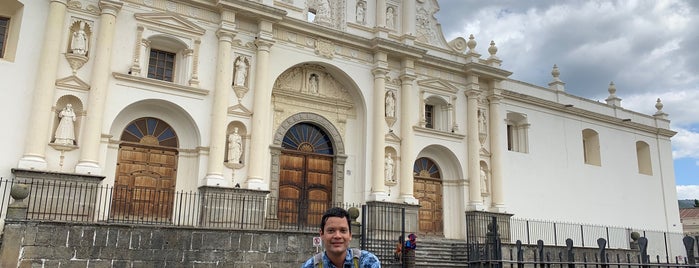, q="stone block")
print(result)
[75,246,101,259]
[110,260,131,268]
[60,260,89,268]
[115,229,131,249]
[240,233,255,251]
[87,260,112,268]
[202,232,231,250]
[132,260,166,268]
[17,259,43,268]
